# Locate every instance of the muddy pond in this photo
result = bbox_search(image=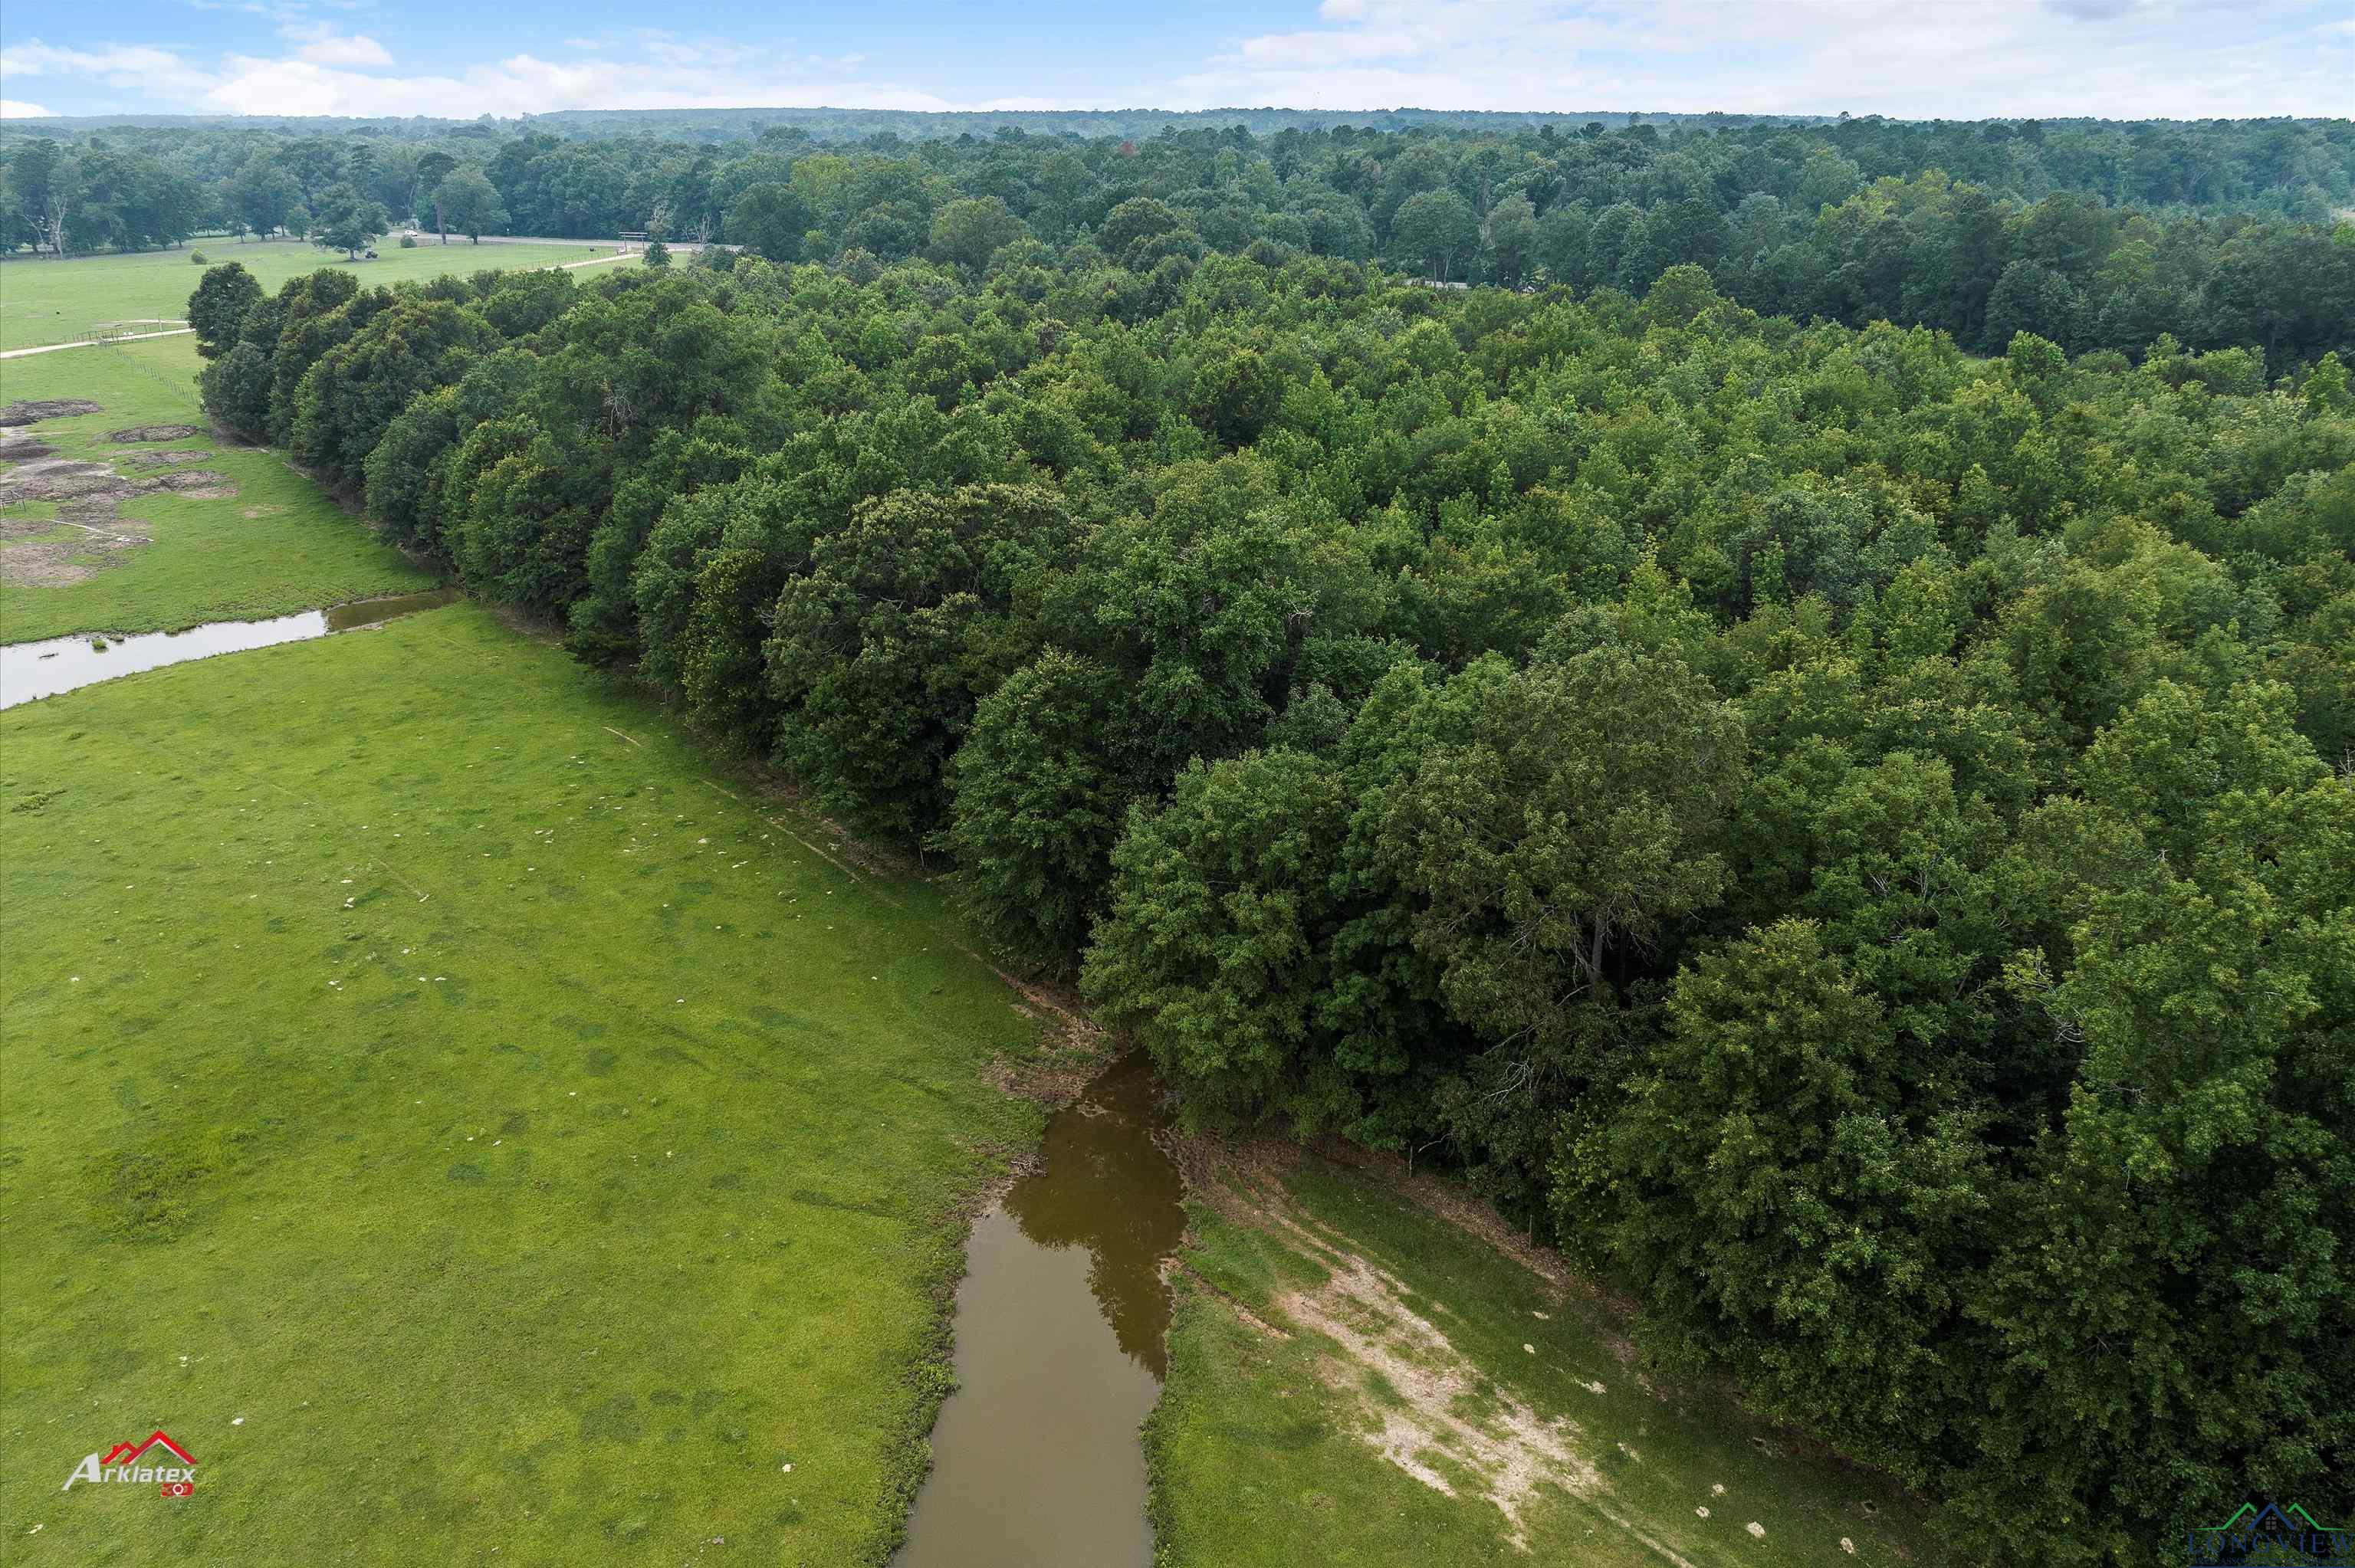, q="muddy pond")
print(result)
[0,588,459,709]
[895,1051,1185,1568]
